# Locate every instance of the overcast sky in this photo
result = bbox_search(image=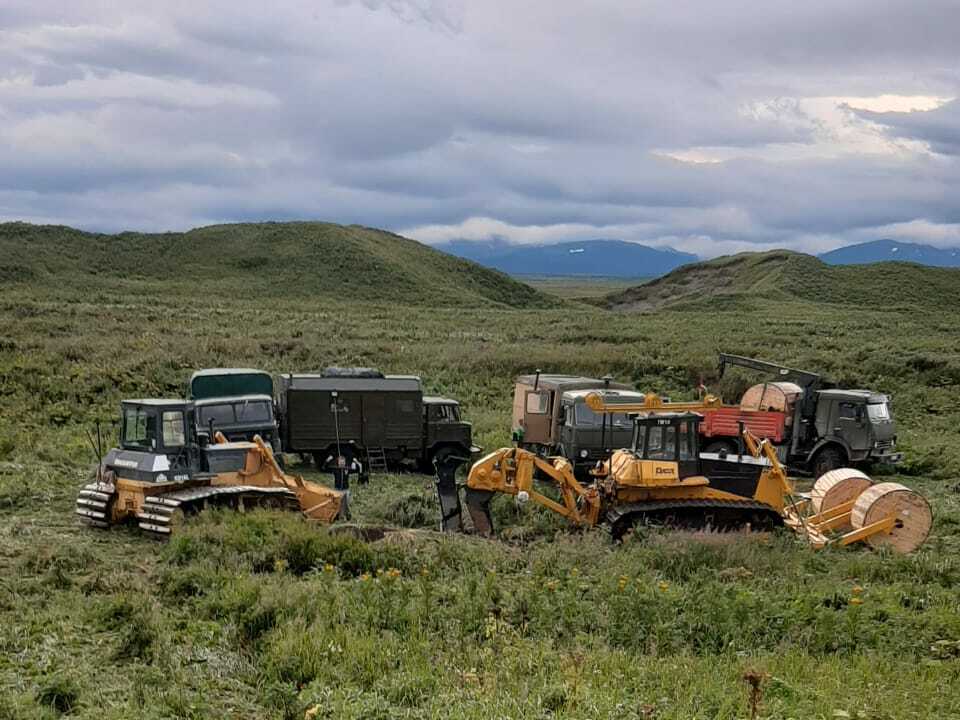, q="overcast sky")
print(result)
[1,1,957,257]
